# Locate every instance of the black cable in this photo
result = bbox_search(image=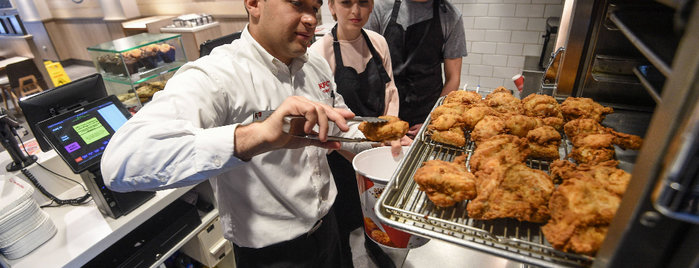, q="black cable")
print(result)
[21,168,91,206]
[13,127,92,206]
[16,133,87,191]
